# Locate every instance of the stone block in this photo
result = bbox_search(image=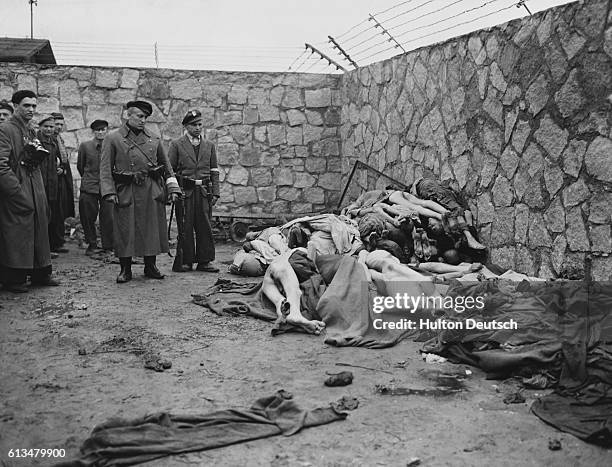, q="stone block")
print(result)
[273,167,294,186]
[591,257,612,281]
[229,125,251,145]
[479,153,498,188]
[108,88,136,105]
[490,207,515,246]
[286,109,306,126]
[523,181,545,209]
[140,78,171,99]
[544,196,565,233]
[305,157,326,174]
[500,145,519,178]
[278,187,300,201]
[62,107,84,131]
[36,96,60,114]
[551,235,567,274]
[267,124,286,147]
[239,147,260,167]
[318,173,340,190]
[543,161,564,198]
[216,143,239,165]
[511,119,531,153]
[492,175,513,207]
[482,124,501,156]
[170,79,201,100]
[584,136,612,182]
[324,108,341,126]
[294,172,316,188]
[270,86,283,106]
[555,69,586,118]
[95,69,118,88]
[589,192,612,224]
[120,69,139,89]
[561,139,587,178]
[528,213,552,248]
[38,76,59,97]
[254,127,266,143]
[259,105,280,122]
[234,186,257,205]
[534,114,568,160]
[305,89,331,107]
[490,247,515,270]
[514,204,529,244]
[303,187,325,204]
[590,225,612,254]
[243,106,258,125]
[282,88,303,108]
[256,186,276,202]
[476,192,495,224]
[251,168,272,186]
[261,152,280,166]
[525,74,549,116]
[515,246,536,276]
[523,143,544,177]
[504,108,518,144]
[58,79,81,107]
[17,74,37,91]
[226,166,249,186]
[562,179,590,208]
[228,85,248,104]
[216,111,243,126]
[566,207,589,251]
[286,126,303,146]
[85,104,123,128]
[303,125,323,145]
